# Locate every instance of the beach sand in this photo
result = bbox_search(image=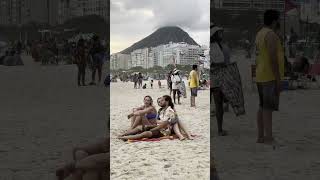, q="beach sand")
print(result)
[0,55,108,179]
[110,80,210,180]
[212,50,320,180]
